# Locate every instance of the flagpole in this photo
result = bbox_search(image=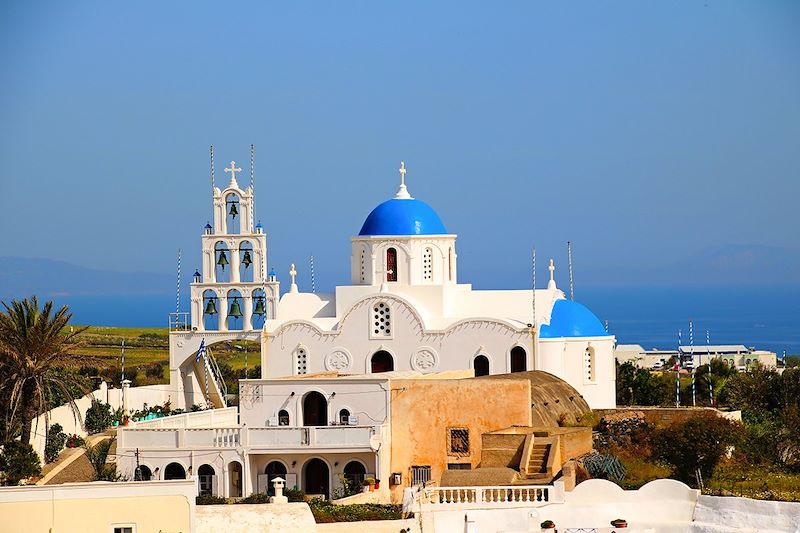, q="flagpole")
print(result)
[690,320,696,407]
[707,330,714,406]
[676,329,682,407]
